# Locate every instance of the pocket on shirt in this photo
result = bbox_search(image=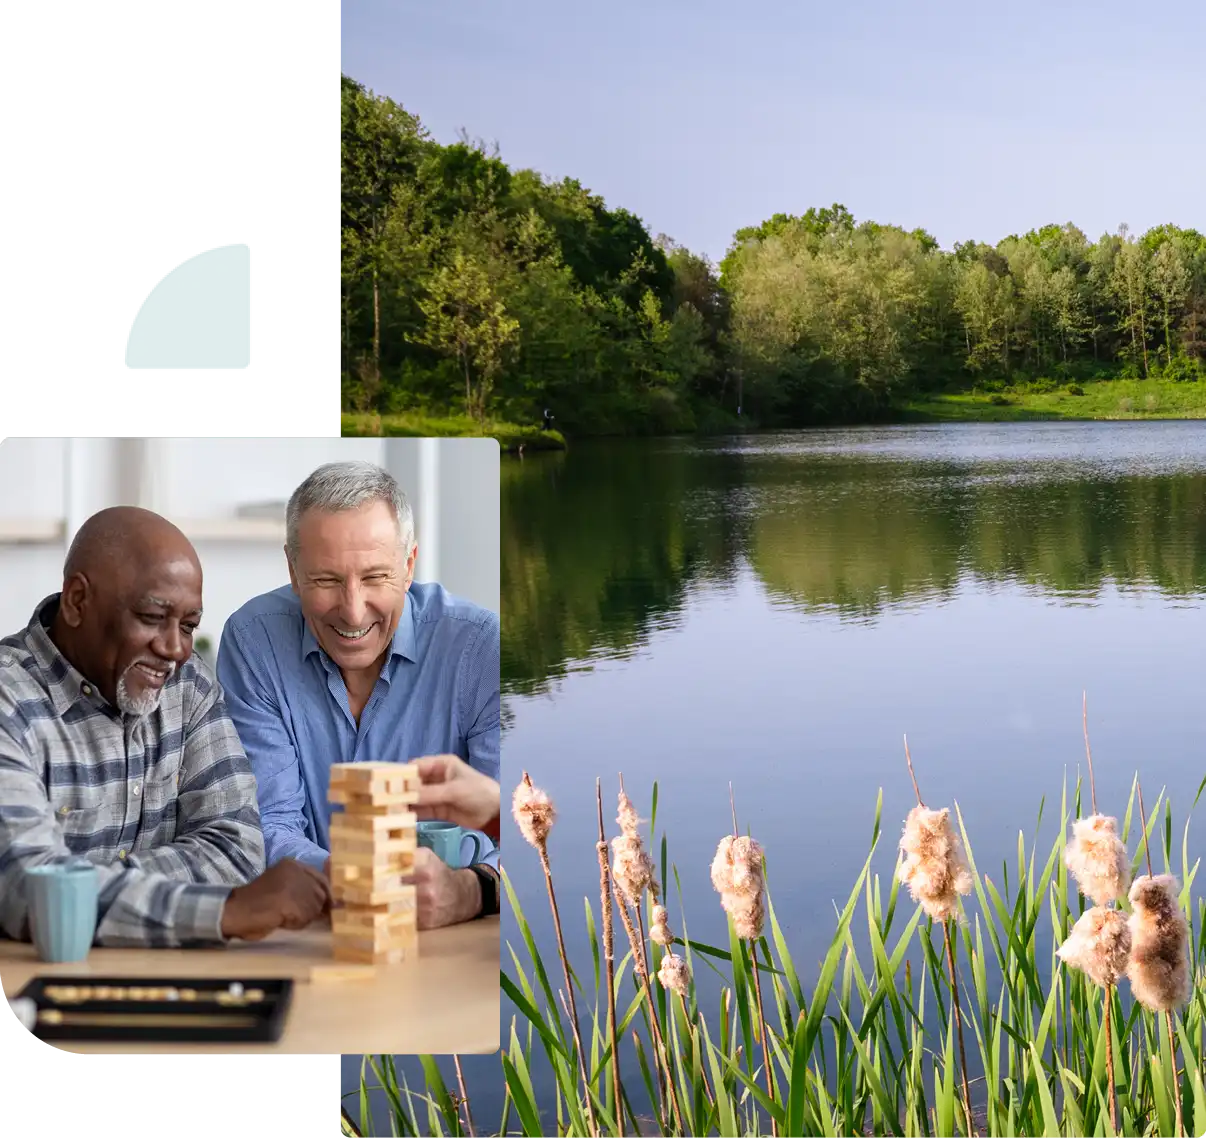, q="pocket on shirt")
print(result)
[49,803,101,854]
[140,770,179,842]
